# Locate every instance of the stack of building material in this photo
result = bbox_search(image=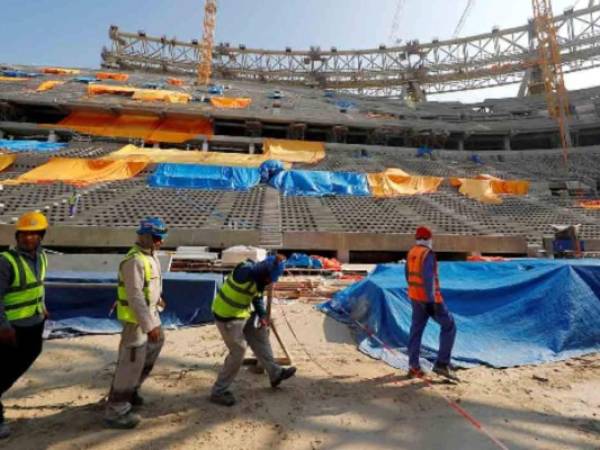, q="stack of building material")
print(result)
[221,246,267,264]
[273,276,361,301]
